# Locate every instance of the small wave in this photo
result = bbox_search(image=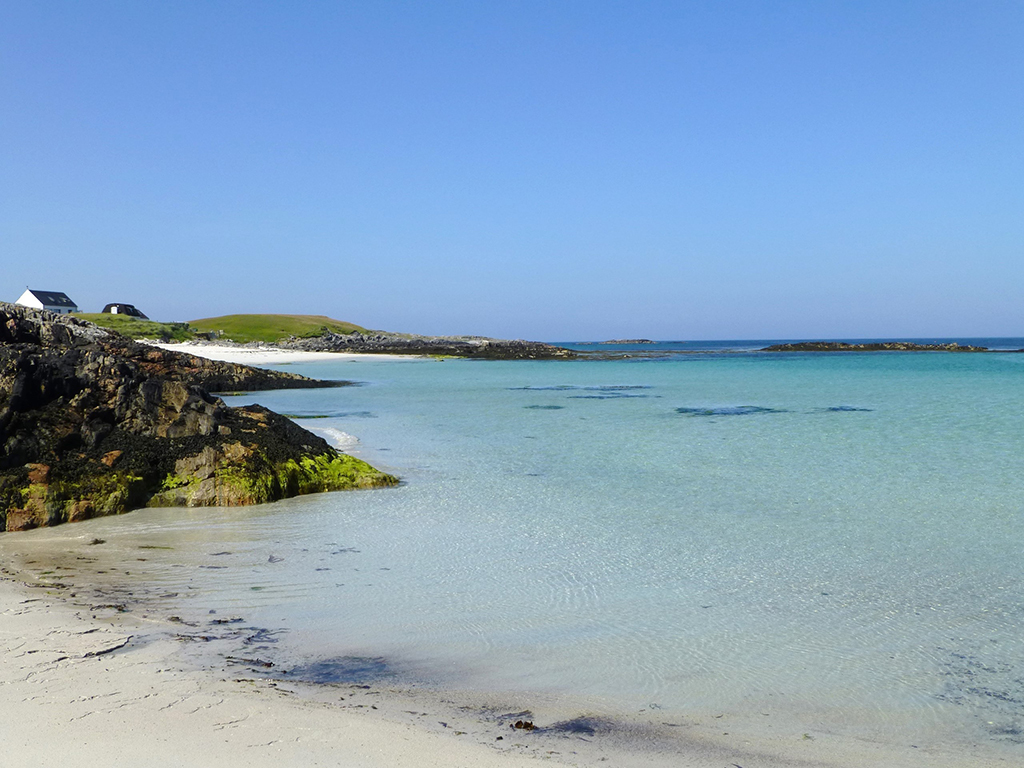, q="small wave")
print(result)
[821,406,873,412]
[676,406,786,417]
[524,405,565,410]
[306,427,360,450]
